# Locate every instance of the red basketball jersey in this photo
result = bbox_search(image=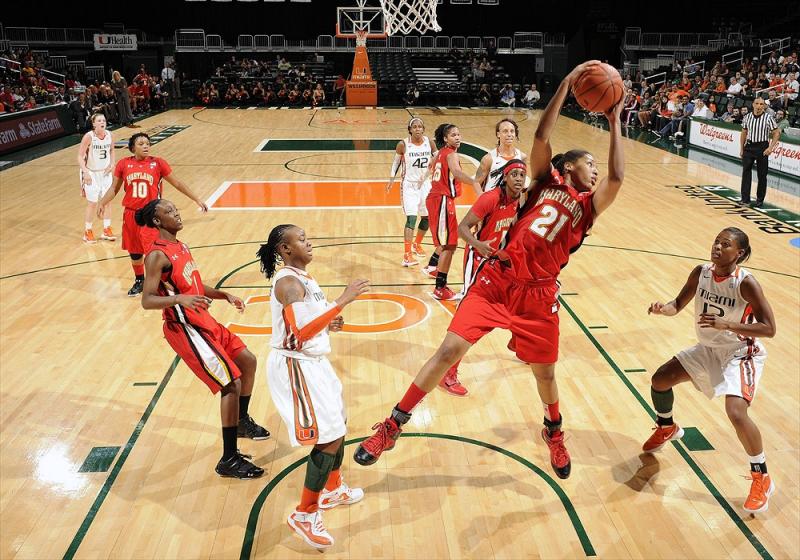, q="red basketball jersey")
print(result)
[471,188,519,251]
[429,146,461,198]
[150,238,216,331]
[500,174,594,282]
[114,156,172,210]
